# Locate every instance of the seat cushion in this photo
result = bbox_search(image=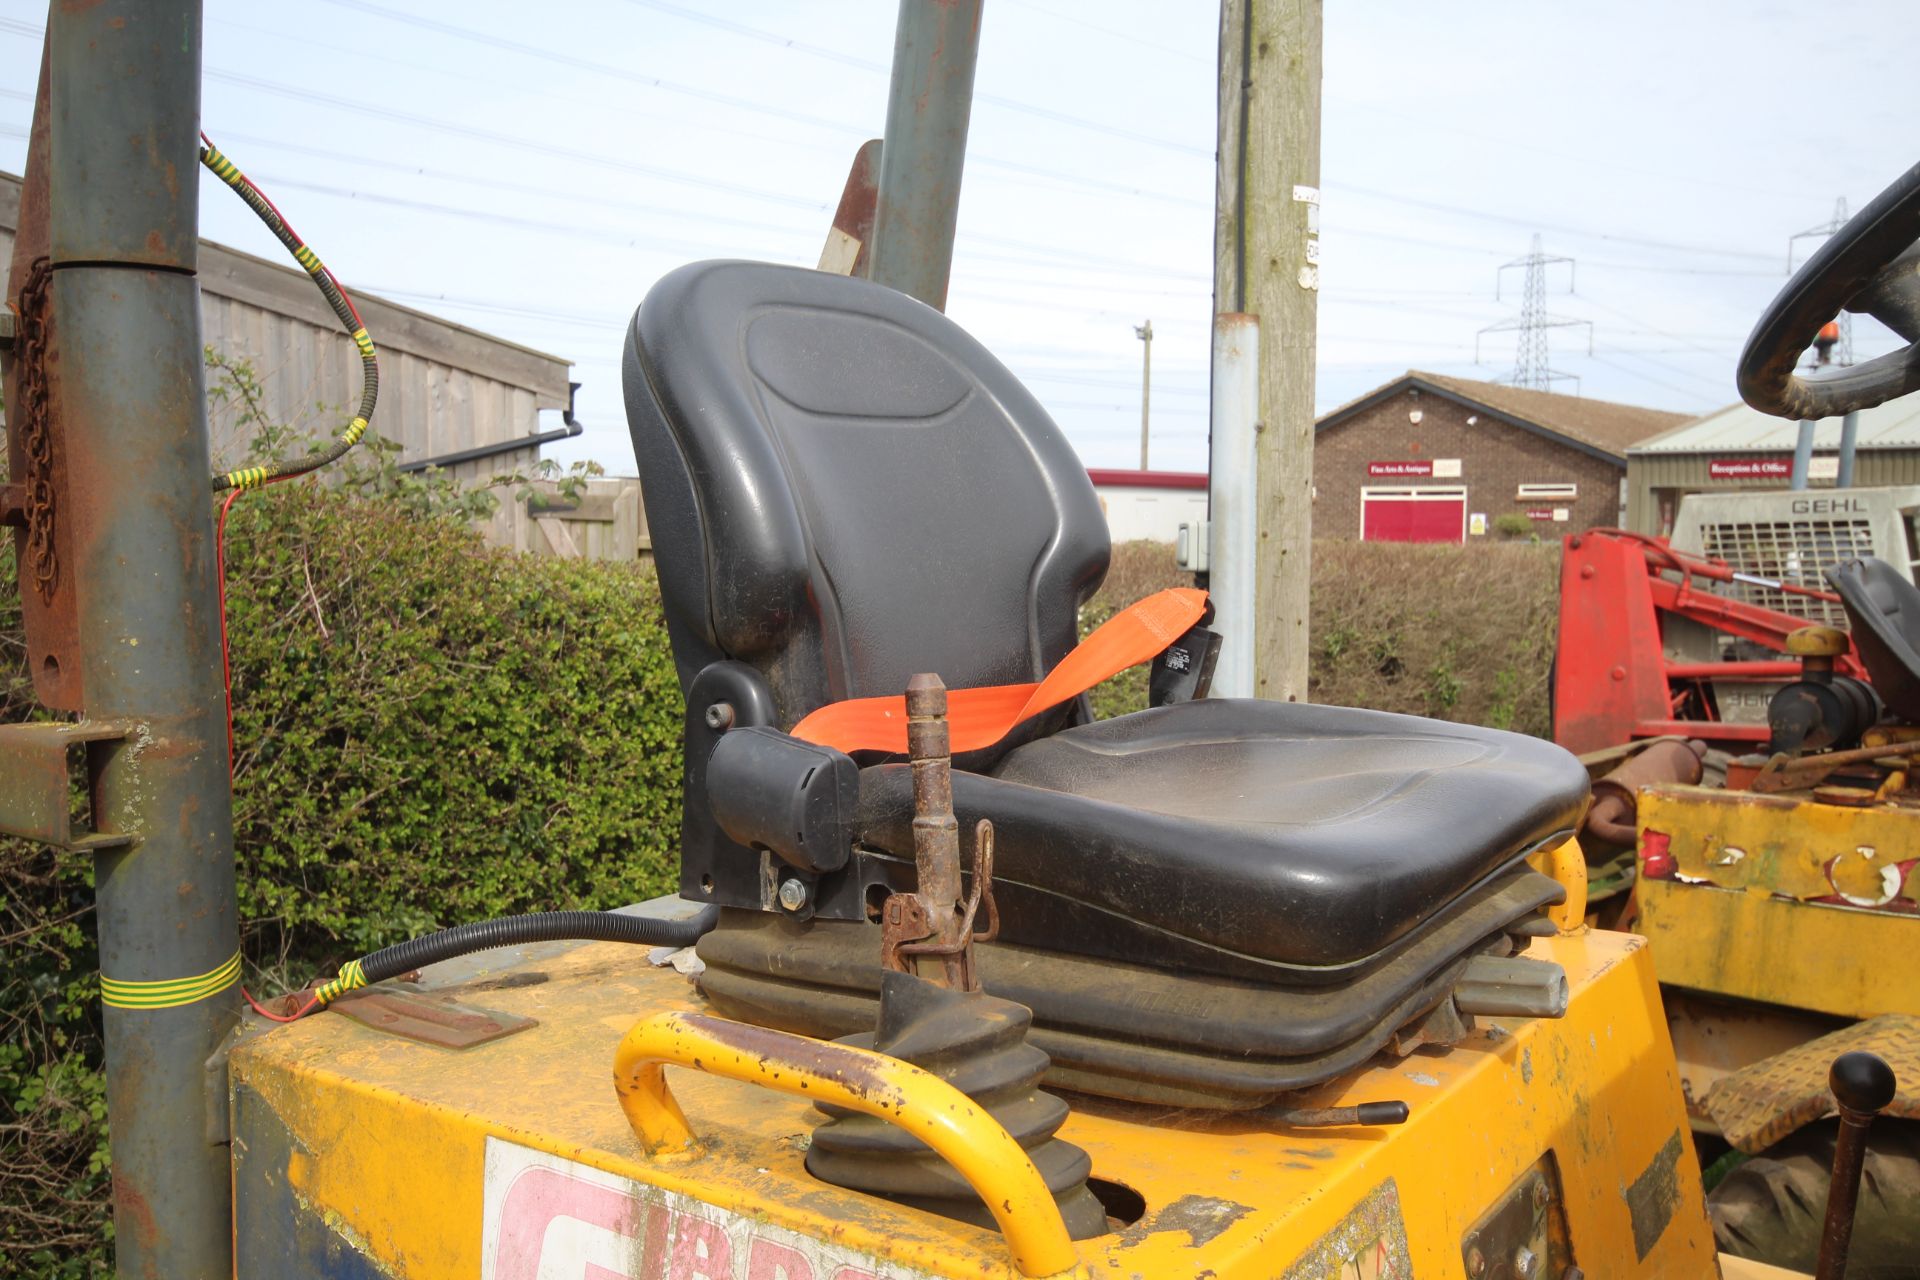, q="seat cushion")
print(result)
[854,699,1587,974]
